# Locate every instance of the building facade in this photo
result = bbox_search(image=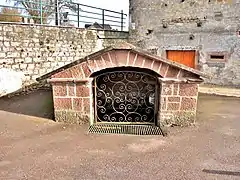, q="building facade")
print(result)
[129,0,240,86]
